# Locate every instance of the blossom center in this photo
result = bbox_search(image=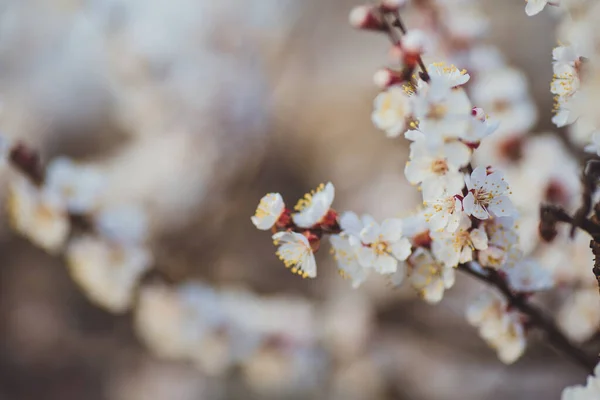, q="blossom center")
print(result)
[431,159,449,174]
[371,238,390,255]
[294,183,325,211]
[426,104,448,120]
